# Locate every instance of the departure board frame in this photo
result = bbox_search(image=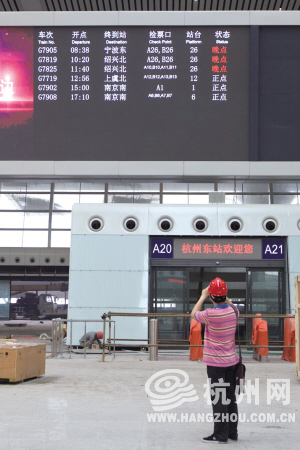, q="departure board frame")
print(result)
[1,11,300,178]
[0,25,250,161]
